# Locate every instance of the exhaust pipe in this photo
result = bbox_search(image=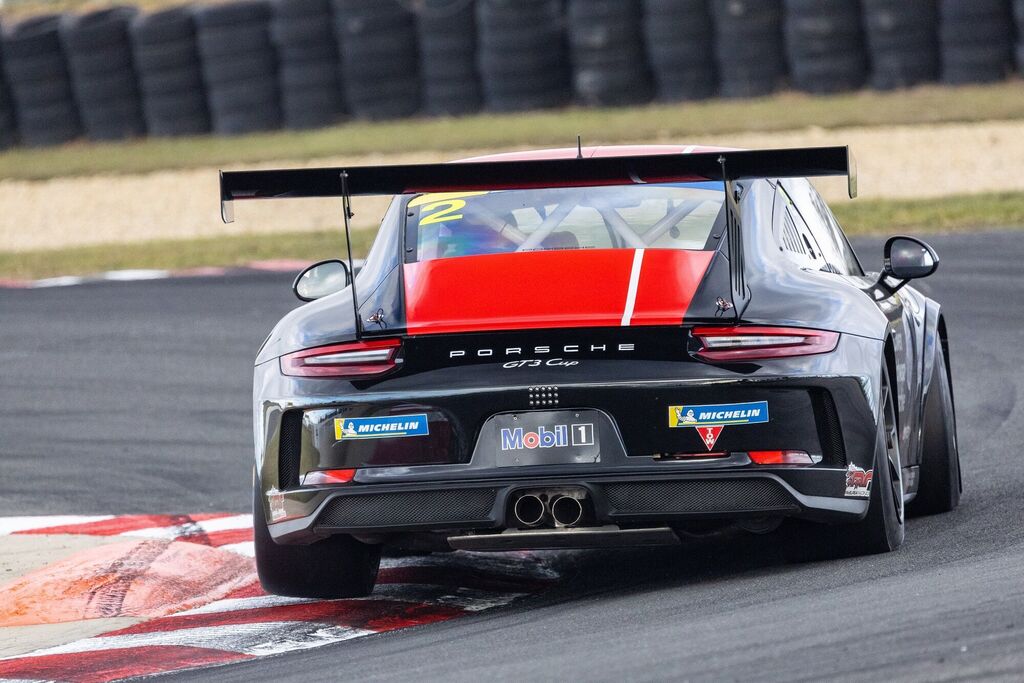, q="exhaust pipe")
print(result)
[513,494,546,527]
[550,495,584,528]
